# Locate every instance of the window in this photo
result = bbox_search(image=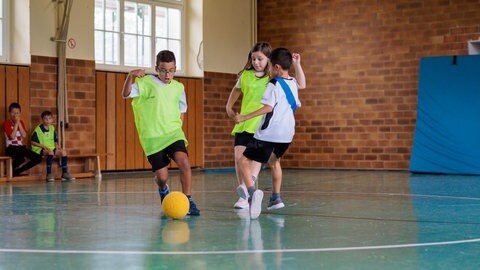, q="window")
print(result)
[95,0,184,73]
[0,0,9,63]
